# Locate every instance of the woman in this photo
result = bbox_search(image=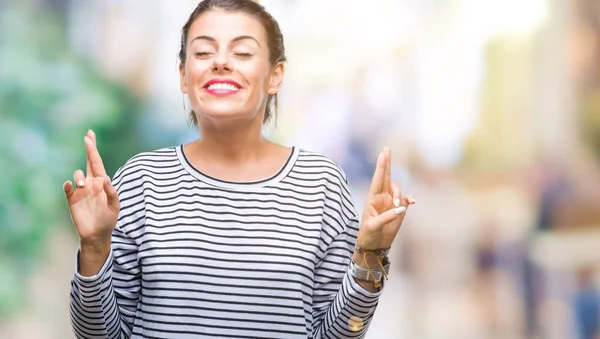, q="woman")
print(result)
[65,1,415,338]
